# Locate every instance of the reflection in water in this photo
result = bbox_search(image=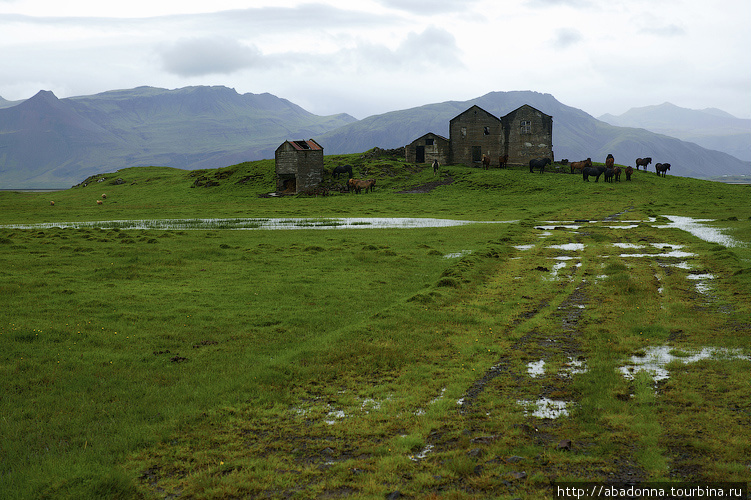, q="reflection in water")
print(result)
[620,346,749,382]
[1,217,516,231]
[656,215,742,248]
